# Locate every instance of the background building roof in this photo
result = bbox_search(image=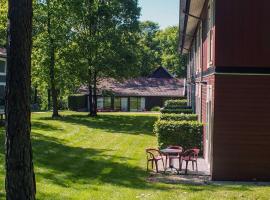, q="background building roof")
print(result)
[0,48,6,58]
[78,77,185,97]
